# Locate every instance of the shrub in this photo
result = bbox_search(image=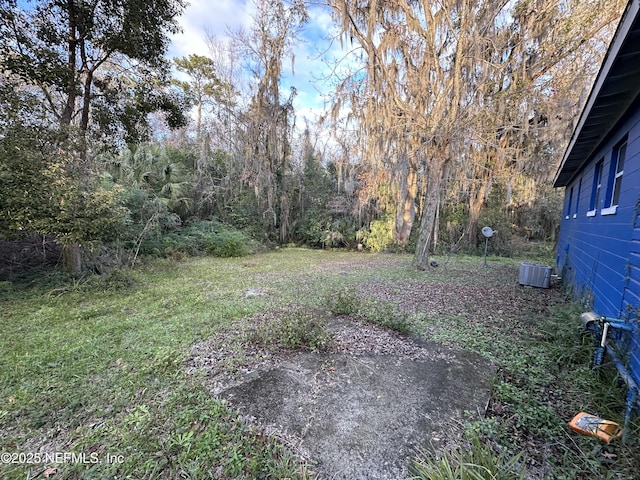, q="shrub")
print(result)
[248,306,331,352]
[278,309,331,351]
[324,286,362,316]
[85,267,139,292]
[295,209,333,248]
[324,287,413,334]
[359,216,395,252]
[161,220,253,258]
[203,228,249,257]
[360,300,414,334]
